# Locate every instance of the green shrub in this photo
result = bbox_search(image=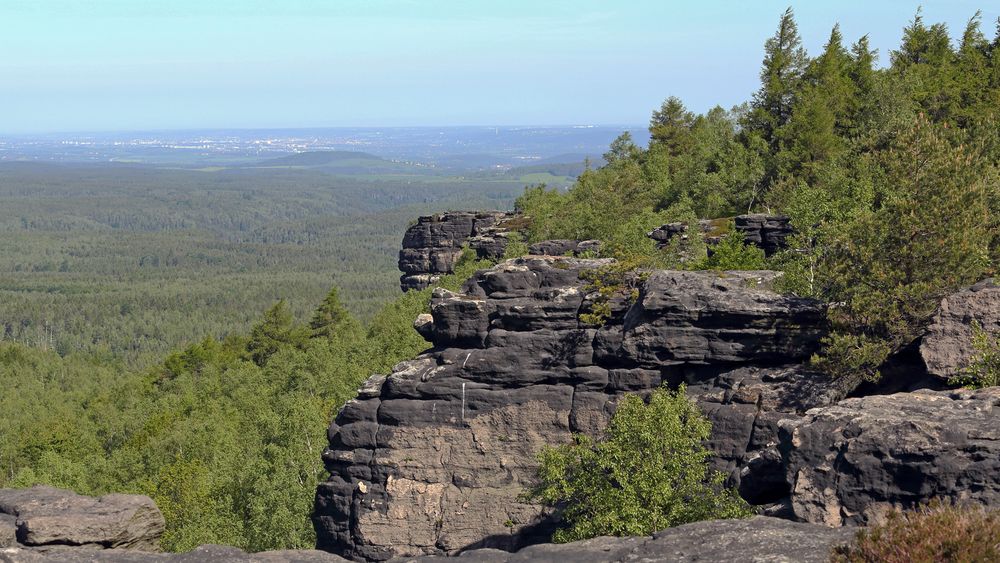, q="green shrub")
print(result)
[832,502,1000,563]
[524,385,751,542]
[578,262,646,326]
[697,229,766,271]
[949,321,1000,389]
